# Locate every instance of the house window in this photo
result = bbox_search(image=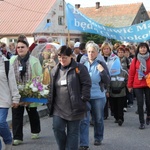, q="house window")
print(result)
[47,19,51,23]
[58,16,64,25]
[59,5,63,11]
[9,39,17,43]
